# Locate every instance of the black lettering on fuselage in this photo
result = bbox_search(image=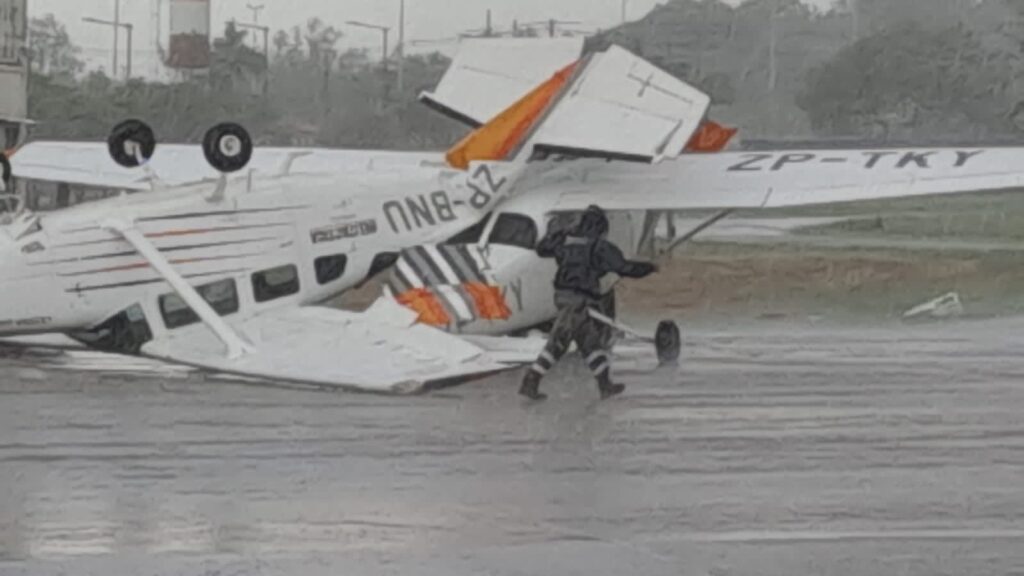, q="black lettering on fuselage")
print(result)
[897,151,936,168]
[771,153,815,171]
[954,150,984,167]
[727,153,772,172]
[384,201,410,234]
[406,195,436,228]
[468,164,508,209]
[431,191,456,222]
[863,151,897,169]
[385,191,458,233]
